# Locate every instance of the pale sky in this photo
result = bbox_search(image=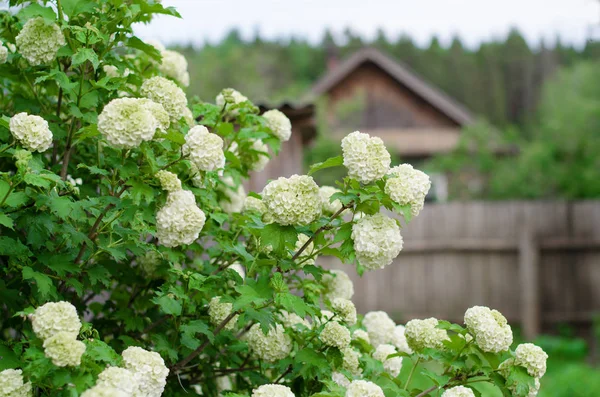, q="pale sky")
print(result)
[134,0,600,48]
